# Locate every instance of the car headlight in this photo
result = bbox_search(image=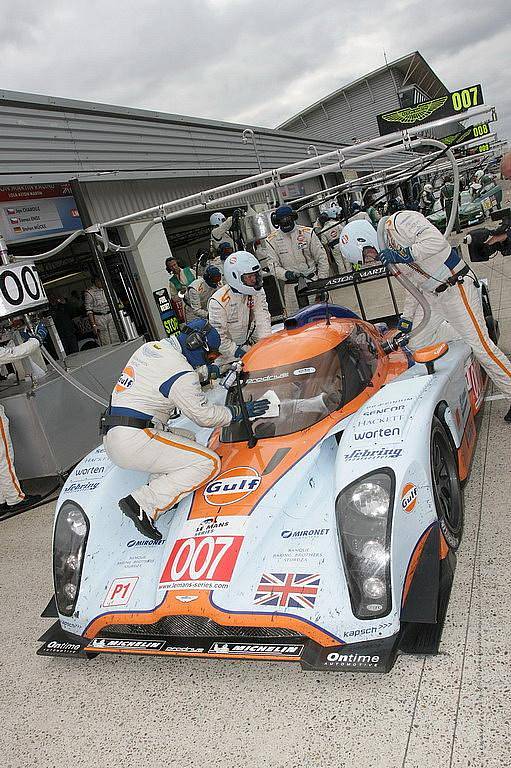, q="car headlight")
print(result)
[336,470,394,619]
[53,501,89,616]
